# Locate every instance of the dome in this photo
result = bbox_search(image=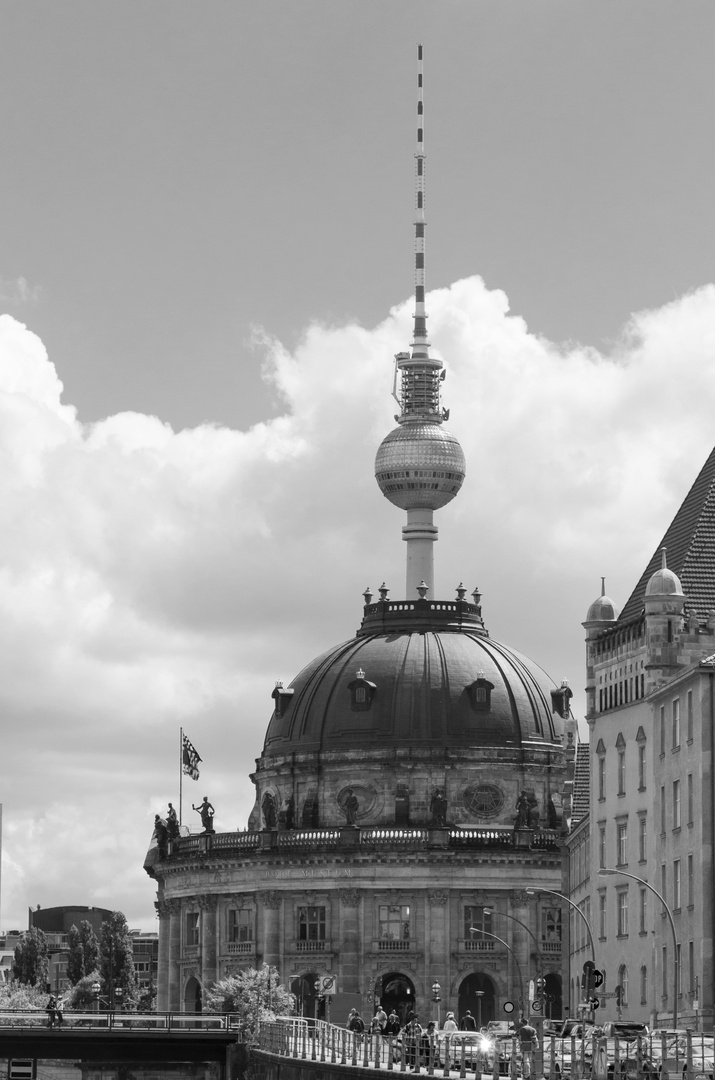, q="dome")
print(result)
[645,547,684,598]
[262,602,564,759]
[585,594,619,623]
[374,421,466,510]
[646,567,684,597]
